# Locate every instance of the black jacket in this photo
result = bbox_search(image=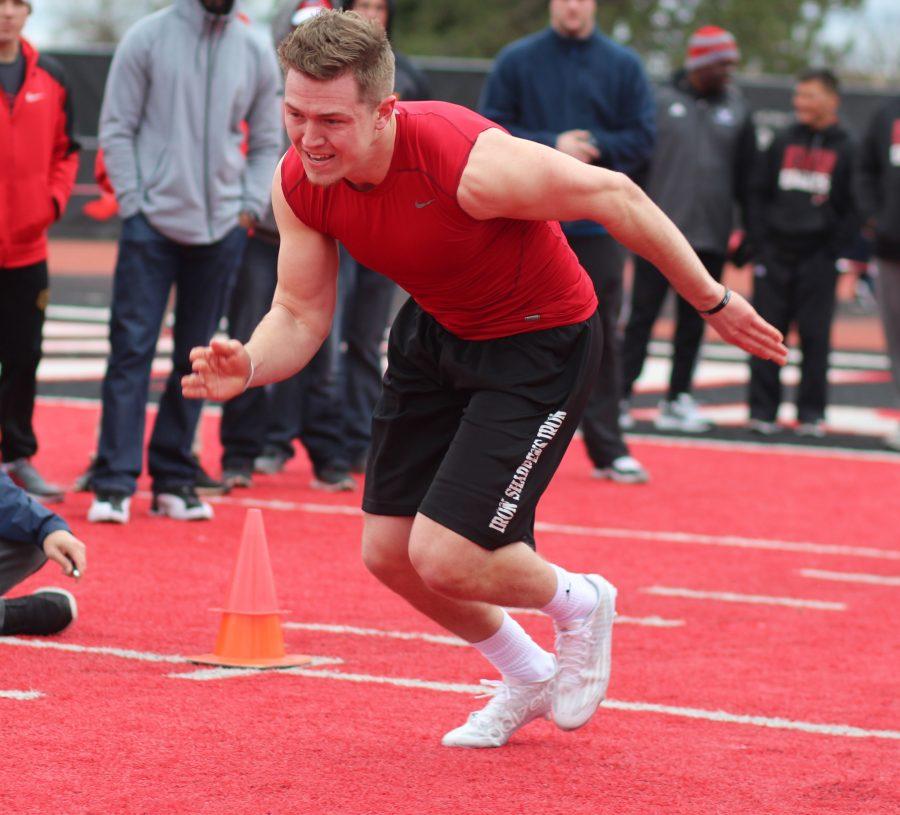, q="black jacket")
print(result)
[857,97,900,261]
[747,121,858,260]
